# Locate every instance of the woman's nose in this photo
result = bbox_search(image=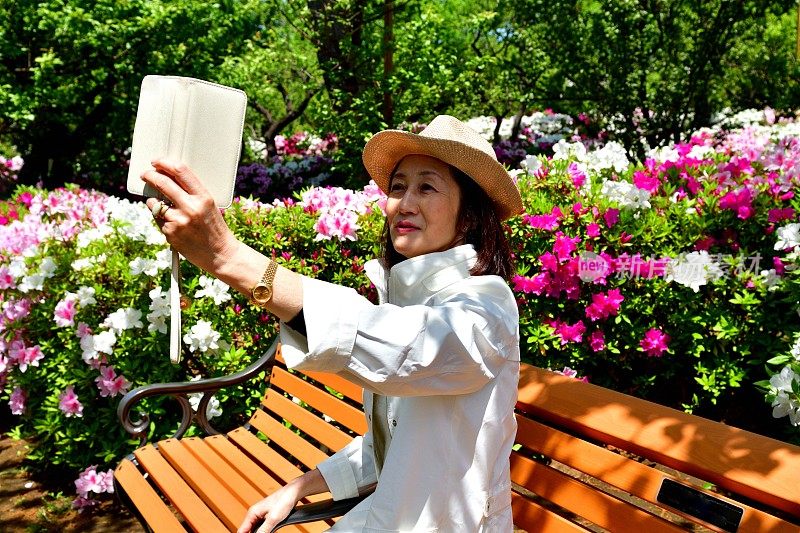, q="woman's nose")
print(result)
[397,191,418,213]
